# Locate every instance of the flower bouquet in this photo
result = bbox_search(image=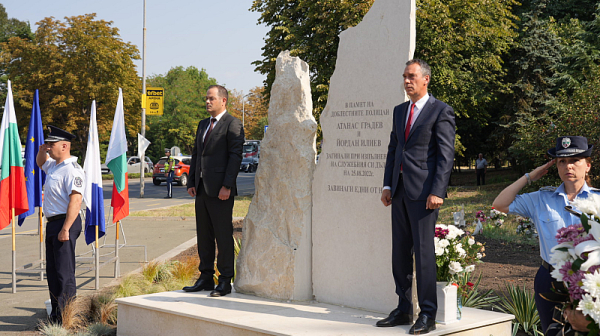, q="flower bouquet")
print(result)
[548,194,600,335]
[490,207,507,227]
[435,224,485,283]
[516,216,538,239]
[434,224,485,323]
